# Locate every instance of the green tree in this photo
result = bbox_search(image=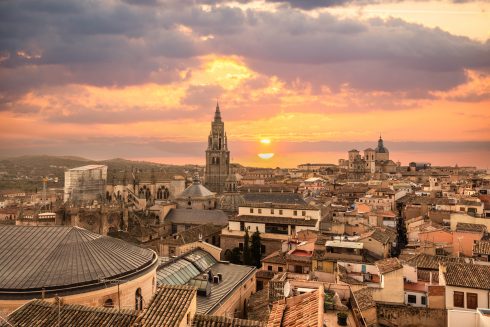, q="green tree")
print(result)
[229,247,242,264]
[243,229,252,265]
[251,230,263,268]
